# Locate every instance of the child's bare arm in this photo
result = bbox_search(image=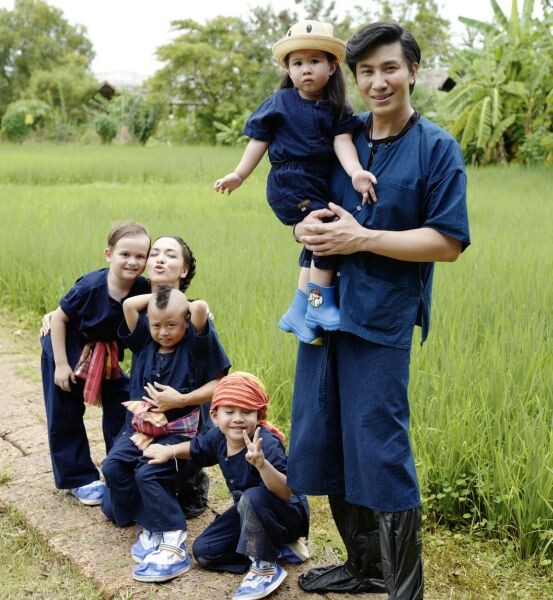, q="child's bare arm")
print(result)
[122,293,152,333]
[50,307,76,391]
[144,441,192,463]
[189,299,209,335]
[243,429,292,501]
[214,139,269,194]
[144,375,223,413]
[334,132,377,204]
